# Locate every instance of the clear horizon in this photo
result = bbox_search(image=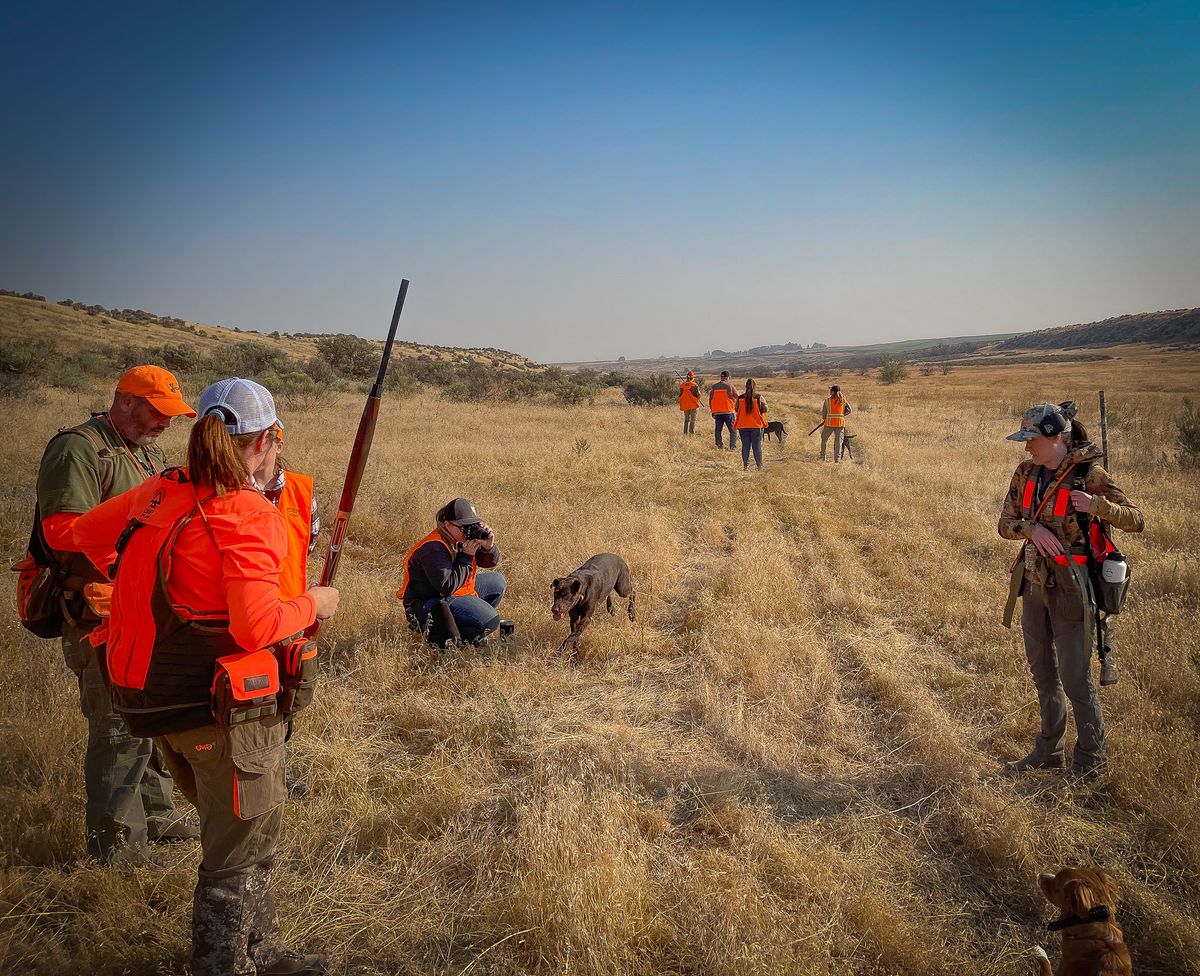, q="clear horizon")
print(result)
[3,2,1197,362]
